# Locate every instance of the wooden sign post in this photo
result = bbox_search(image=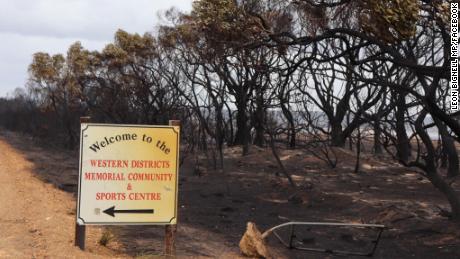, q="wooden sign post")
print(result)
[165,120,179,257]
[75,116,90,250]
[74,119,180,256]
